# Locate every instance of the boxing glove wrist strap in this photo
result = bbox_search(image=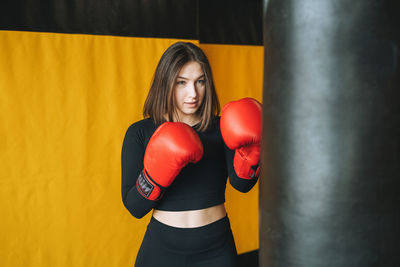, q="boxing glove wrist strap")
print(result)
[234,147,261,180]
[235,160,260,180]
[249,163,260,179]
[136,169,165,201]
